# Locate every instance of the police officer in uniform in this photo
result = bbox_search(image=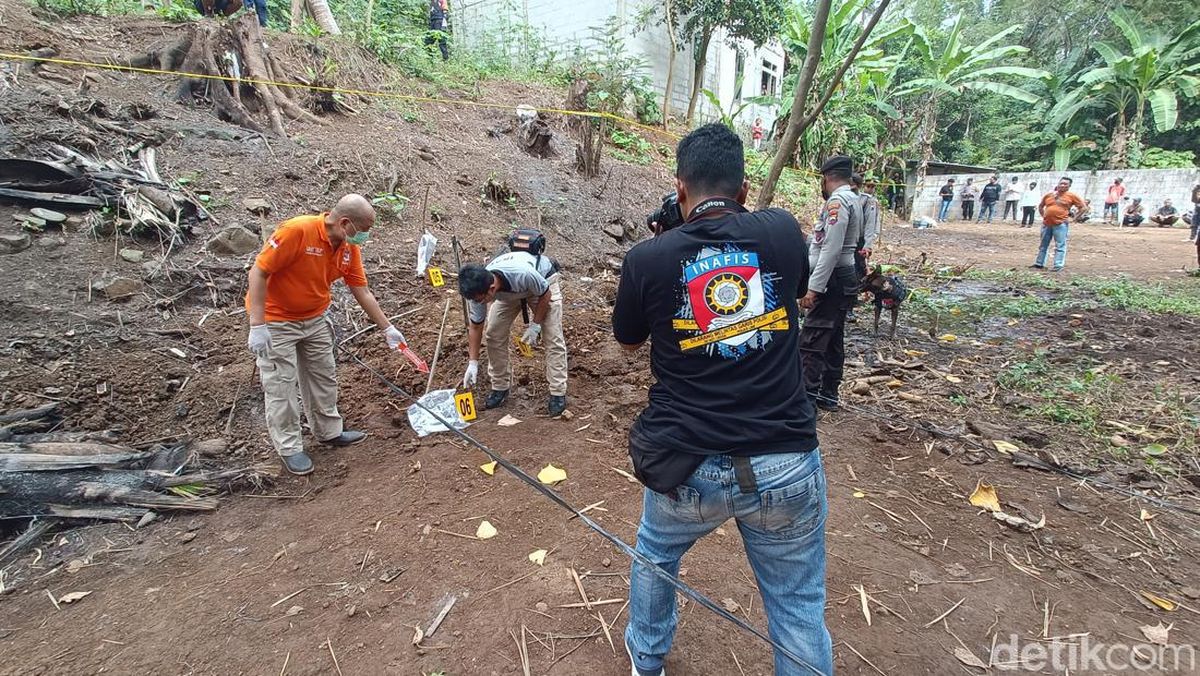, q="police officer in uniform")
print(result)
[800,155,862,411]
